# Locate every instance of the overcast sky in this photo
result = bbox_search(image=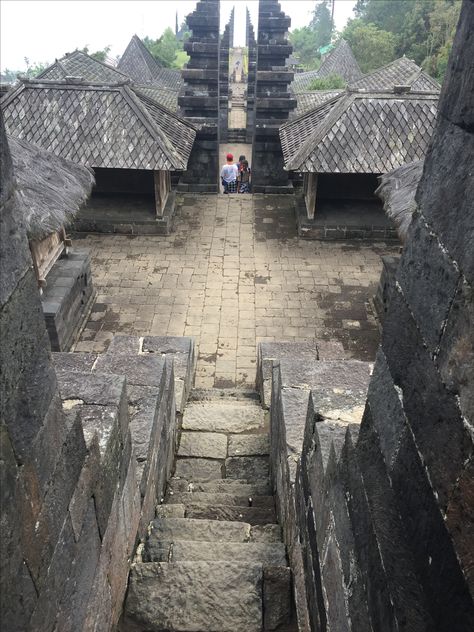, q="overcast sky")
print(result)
[1,0,357,71]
